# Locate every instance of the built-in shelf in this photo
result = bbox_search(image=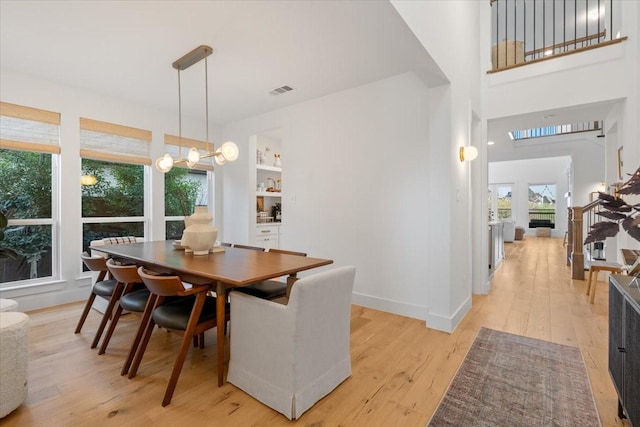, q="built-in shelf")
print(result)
[257,164,282,173]
[257,191,282,198]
